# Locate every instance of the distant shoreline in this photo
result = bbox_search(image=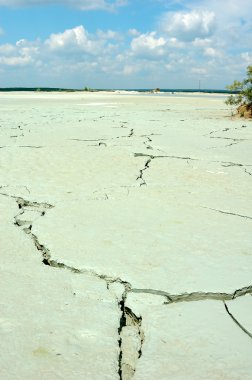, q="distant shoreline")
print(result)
[0,87,238,94]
